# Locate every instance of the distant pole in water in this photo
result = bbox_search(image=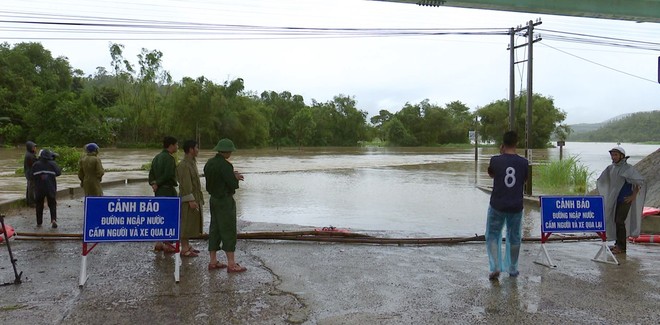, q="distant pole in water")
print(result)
[474,115,479,162]
[557,140,565,161]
